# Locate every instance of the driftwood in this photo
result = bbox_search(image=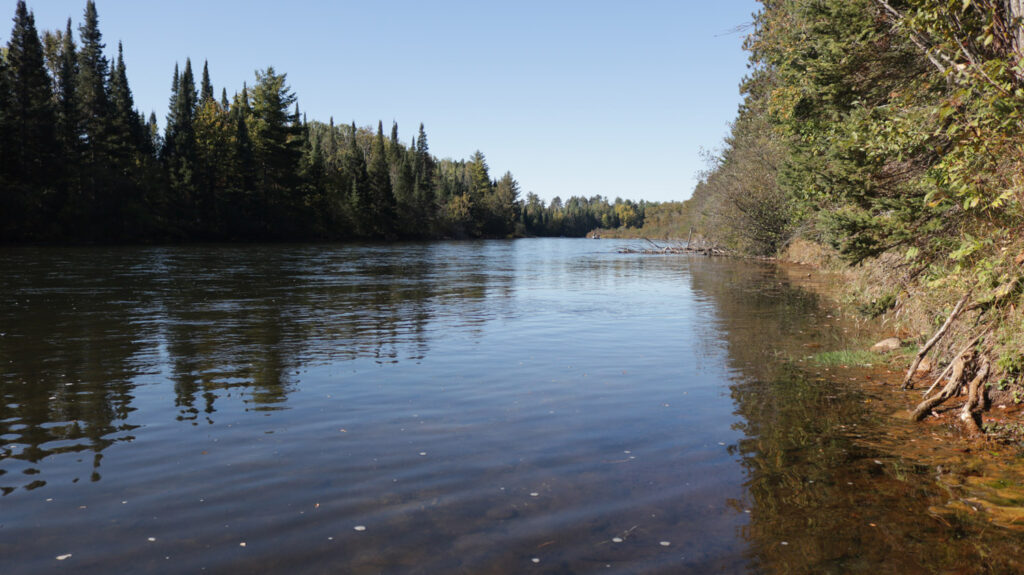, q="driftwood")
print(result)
[912,350,974,421]
[920,331,986,398]
[902,291,972,389]
[959,358,991,436]
[618,238,730,257]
